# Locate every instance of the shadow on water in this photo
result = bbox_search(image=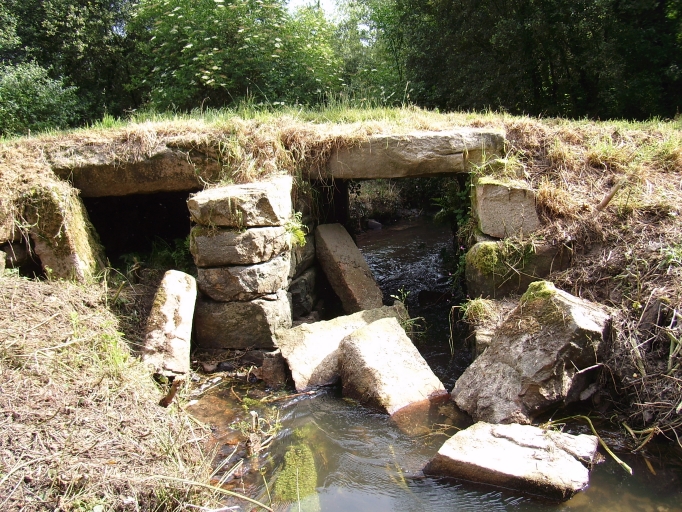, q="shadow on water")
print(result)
[191,216,682,512]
